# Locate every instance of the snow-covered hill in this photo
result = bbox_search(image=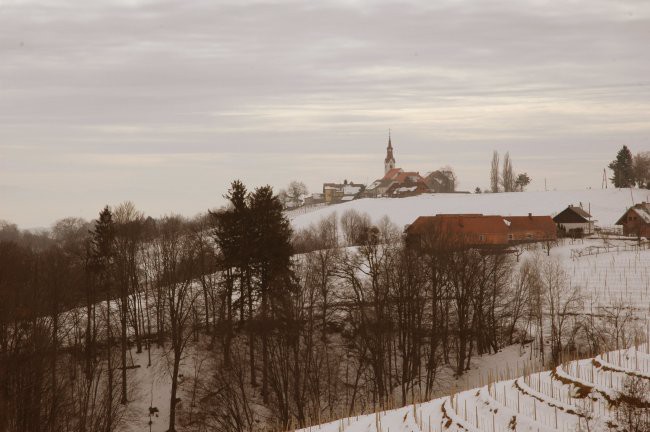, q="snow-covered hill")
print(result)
[296,345,650,432]
[290,188,650,230]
